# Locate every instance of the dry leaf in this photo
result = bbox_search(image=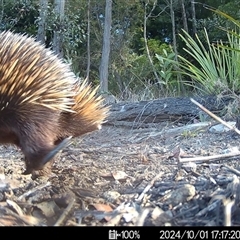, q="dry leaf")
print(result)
[112,171,128,181]
[93,203,113,221]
